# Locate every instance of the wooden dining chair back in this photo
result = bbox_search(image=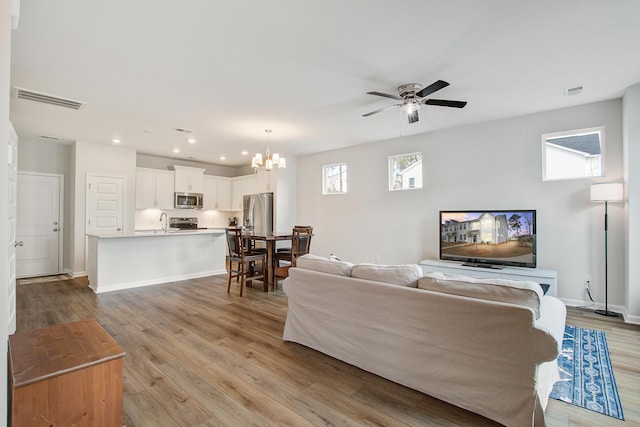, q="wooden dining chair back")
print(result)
[291,226,313,262]
[274,226,313,284]
[225,228,267,296]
